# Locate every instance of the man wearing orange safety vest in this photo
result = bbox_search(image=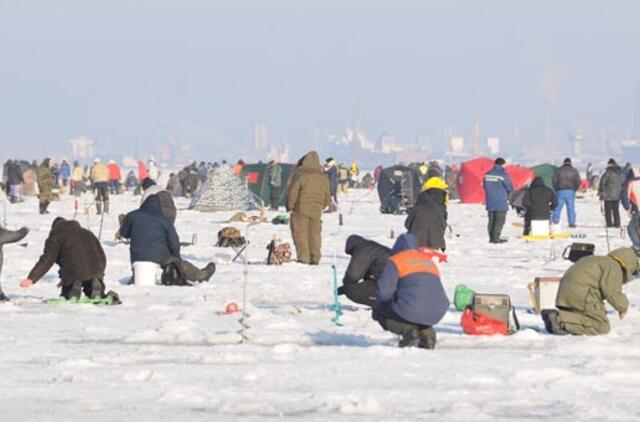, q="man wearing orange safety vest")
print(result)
[374,233,449,349]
